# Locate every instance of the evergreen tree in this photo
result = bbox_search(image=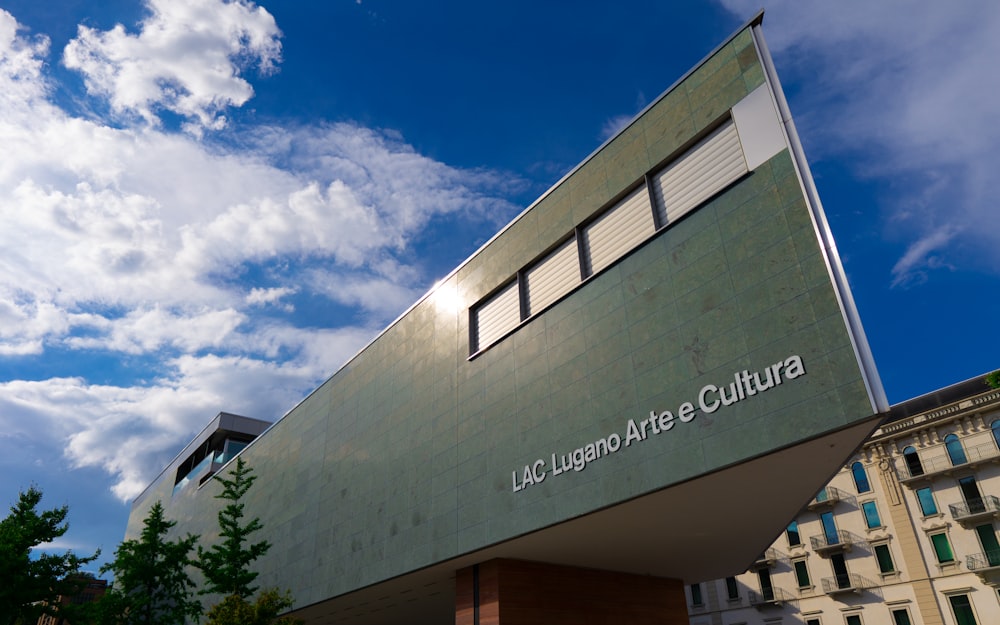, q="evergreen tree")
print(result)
[98,501,201,625]
[202,589,302,625]
[197,457,270,598]
[0,487,98,625]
